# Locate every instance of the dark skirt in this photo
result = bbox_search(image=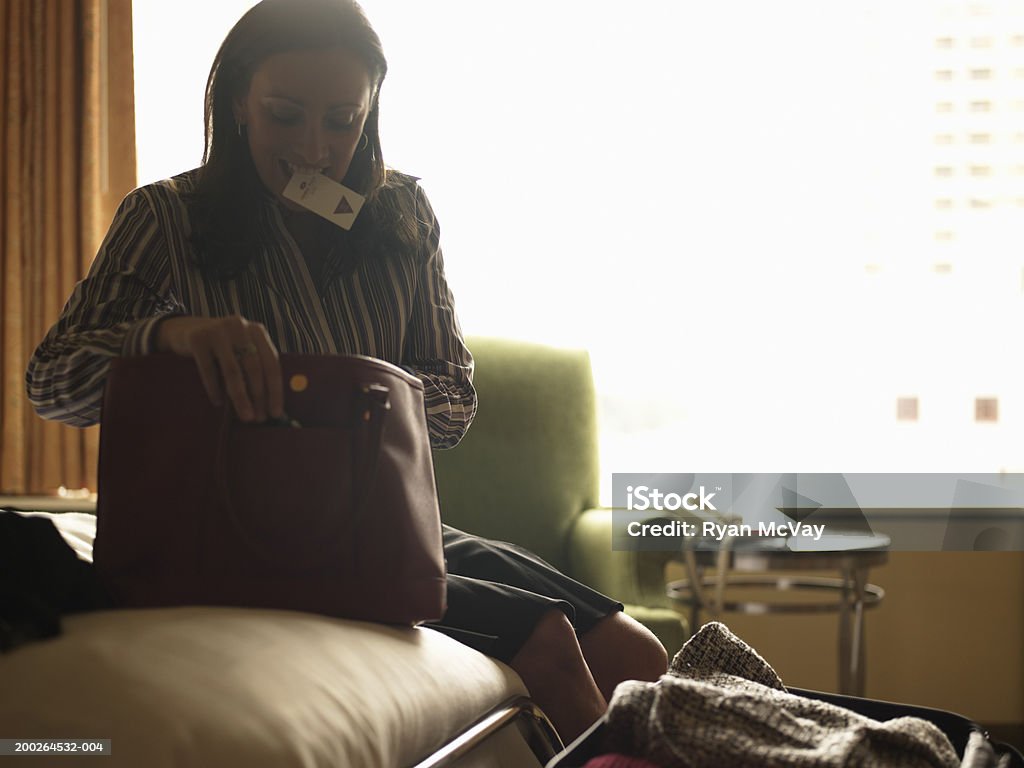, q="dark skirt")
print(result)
[425,525,624,663]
